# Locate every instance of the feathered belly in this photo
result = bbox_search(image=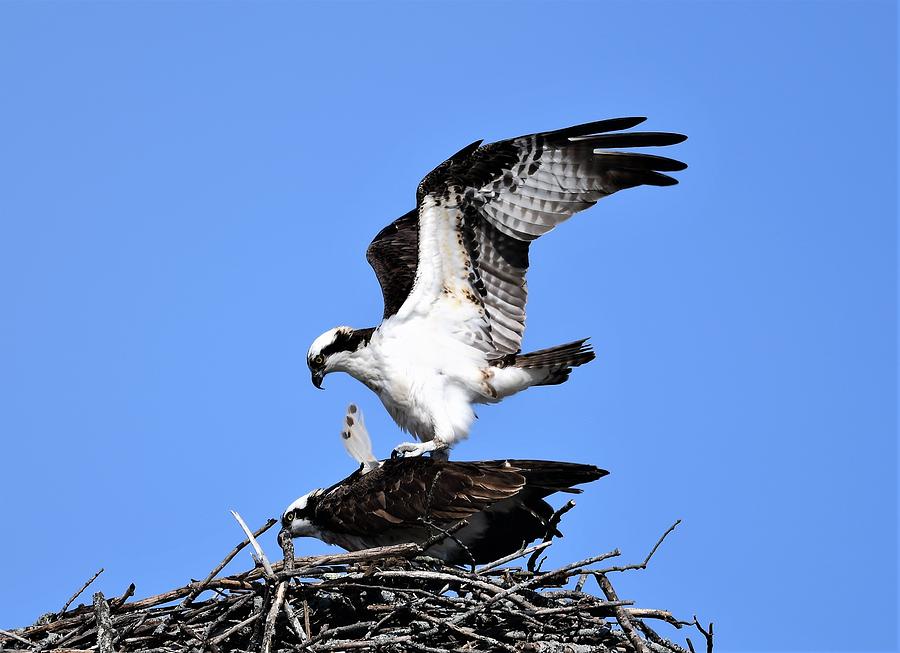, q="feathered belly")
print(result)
[378,383,436,442]
[375,370,481,443]
[370,320,491,442]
